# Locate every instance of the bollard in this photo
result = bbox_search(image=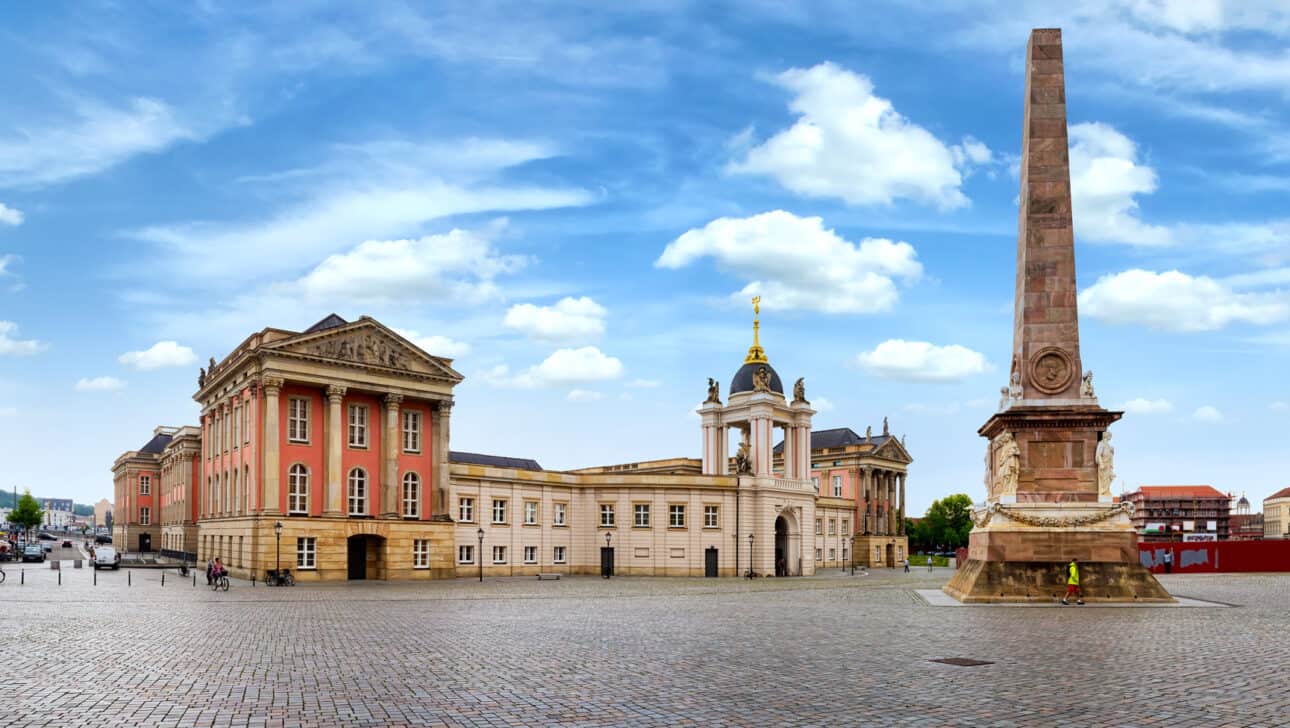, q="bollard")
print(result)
[20,569,23,585]
[58,570,61,586]
[161,572,165,587]
[192,572,196,588]
[252,575,256,587]
[128,570,131,587]
[94,569,97,586]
